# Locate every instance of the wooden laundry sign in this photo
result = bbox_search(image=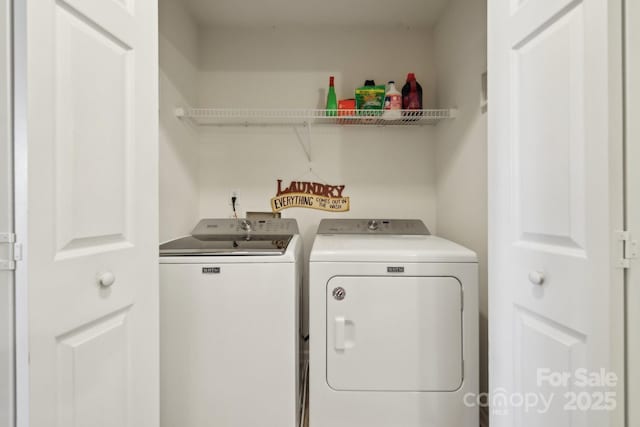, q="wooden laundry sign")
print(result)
[271,179,350,213]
